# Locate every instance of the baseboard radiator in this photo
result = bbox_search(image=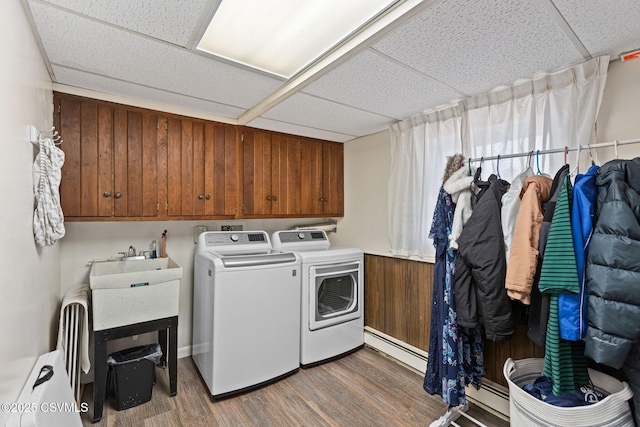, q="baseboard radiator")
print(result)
[60,303,85,404]
[364,326,510,420]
